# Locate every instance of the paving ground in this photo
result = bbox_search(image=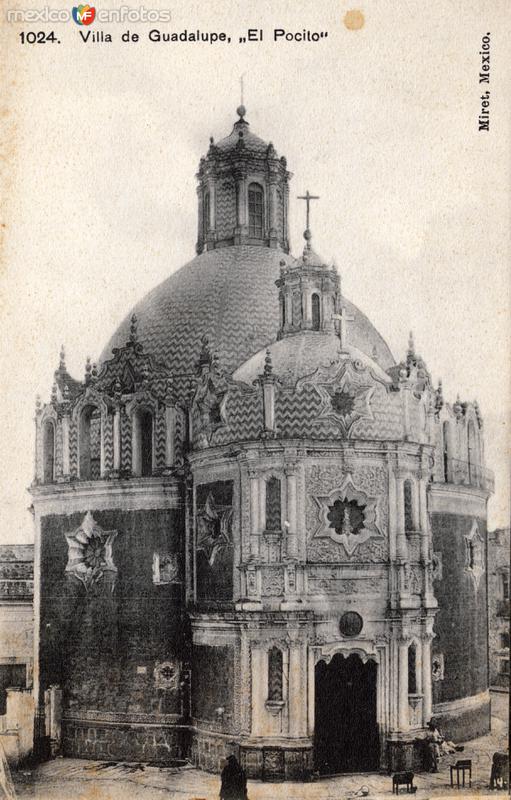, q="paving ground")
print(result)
[10,692,508,800]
